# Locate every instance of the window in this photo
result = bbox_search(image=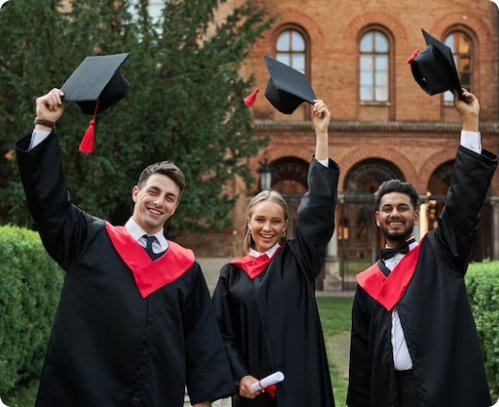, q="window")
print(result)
[275,30,306,74]
[359,31,389,102]
[443,31,473,102]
